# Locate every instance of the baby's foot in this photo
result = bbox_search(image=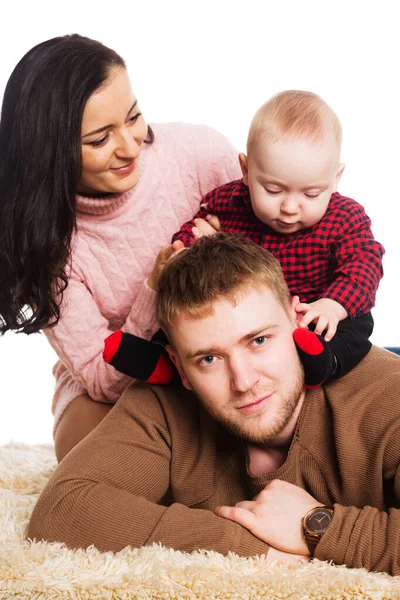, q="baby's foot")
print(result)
[103,330,174,384]
[293,328,337,388]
